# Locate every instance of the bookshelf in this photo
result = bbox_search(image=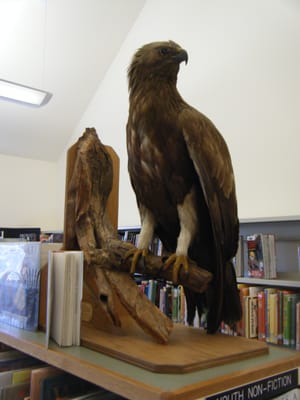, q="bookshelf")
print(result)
[238,216,300,287]
[1,321,300,400]
[119,217,300,344]
[0,217,300,399]
[119,216,300,288]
